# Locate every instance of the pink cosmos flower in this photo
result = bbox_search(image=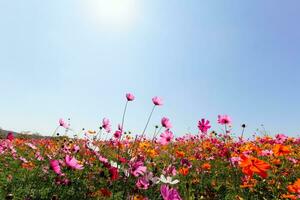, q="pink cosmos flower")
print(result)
[160,185,182,200]
[65,155,83,170]
[159,130,174,145]
[230,157,242,166]
[6,132,14,141]
[50,160,62,175]
[161,117,172,129]
[130,161,147,177]
[59,118,68,128]
[126,93,135,101]
[198,119,211,133]
[136,177,150,190]
[152,96,163,106]
[260,150,273,156]
[102,118,111,133]
[217,115,232,125]
[275,134,288,144]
